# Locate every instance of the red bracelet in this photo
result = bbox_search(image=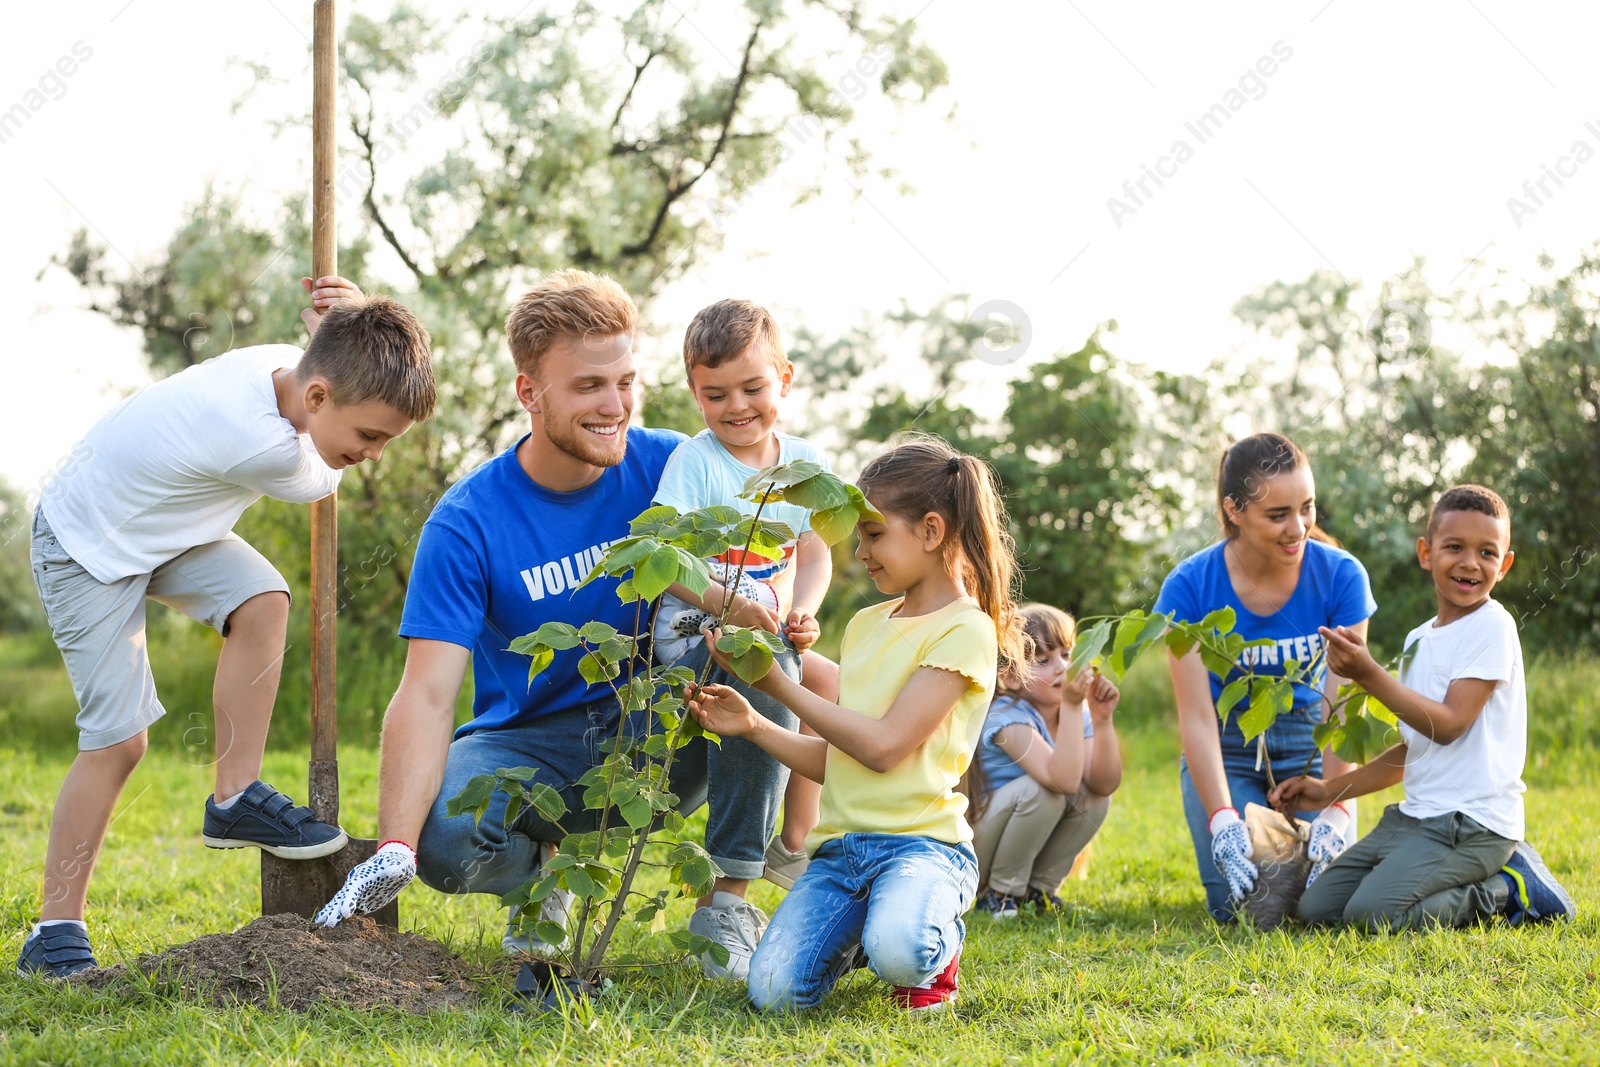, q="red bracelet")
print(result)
[1328,802,1352,817]
[378,839,415,854]
[1208,806,1238,821]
